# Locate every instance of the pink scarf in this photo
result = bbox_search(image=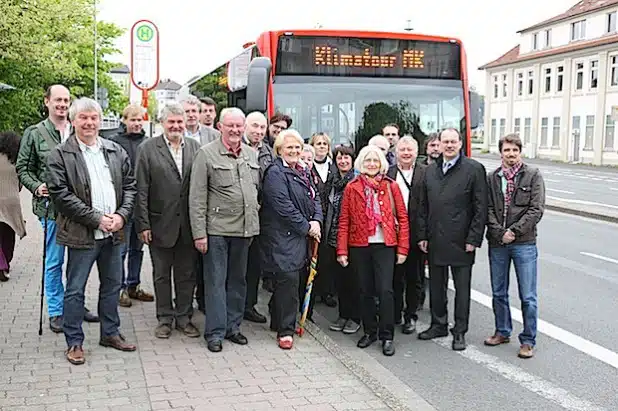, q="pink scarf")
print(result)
[359,174,383,236]
[502,161,523,208]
